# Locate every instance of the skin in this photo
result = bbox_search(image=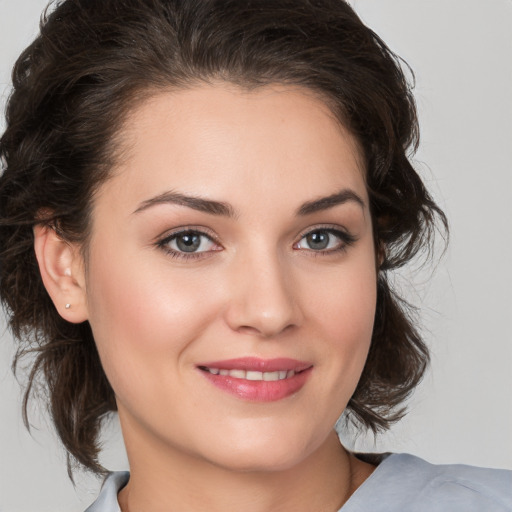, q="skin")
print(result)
[36,83,378,511]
